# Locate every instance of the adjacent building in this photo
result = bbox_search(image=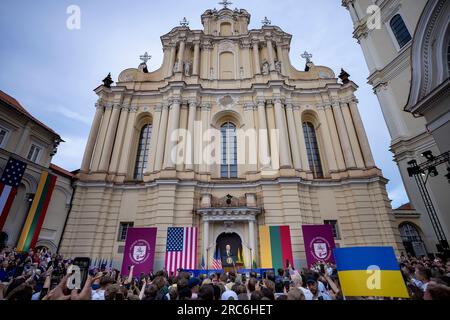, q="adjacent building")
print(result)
[0,90,74,252]
[342,0,450,255]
